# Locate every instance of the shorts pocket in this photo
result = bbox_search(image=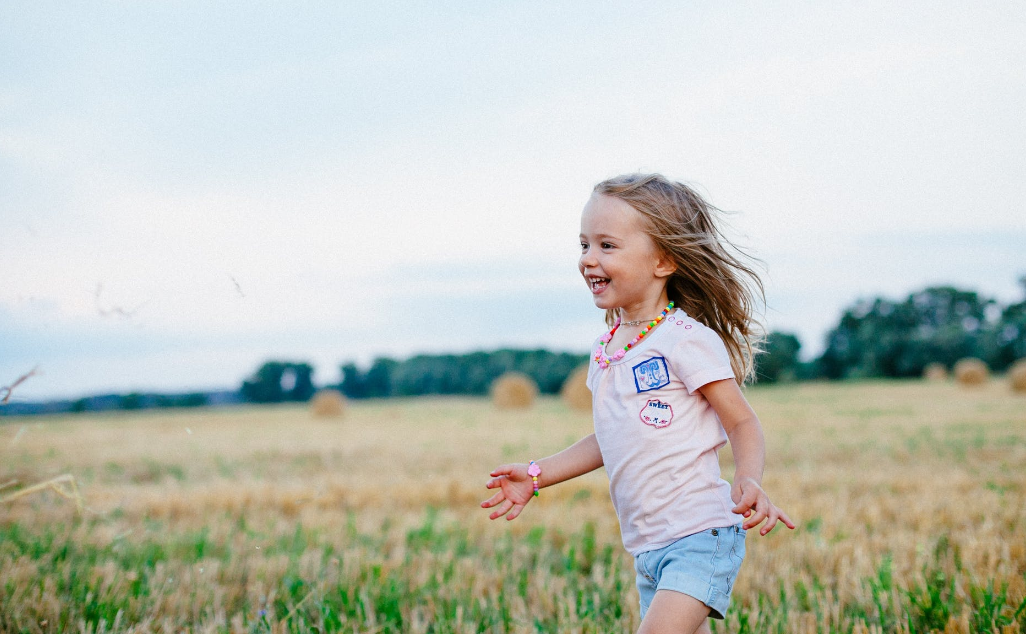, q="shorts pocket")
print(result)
[728,526,746,575]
